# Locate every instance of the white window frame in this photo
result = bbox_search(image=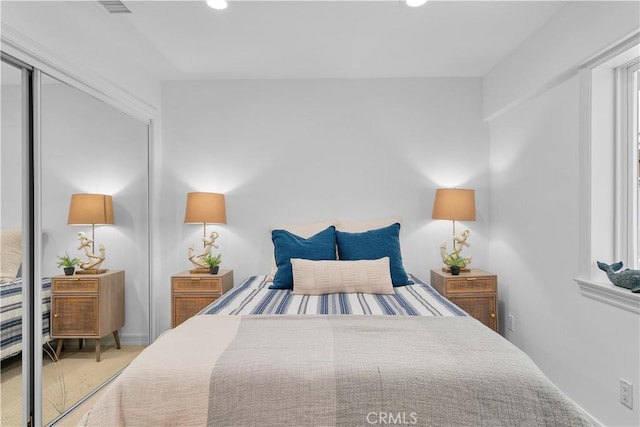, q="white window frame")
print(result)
[615,58,639,269]
[575,34,640,314]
